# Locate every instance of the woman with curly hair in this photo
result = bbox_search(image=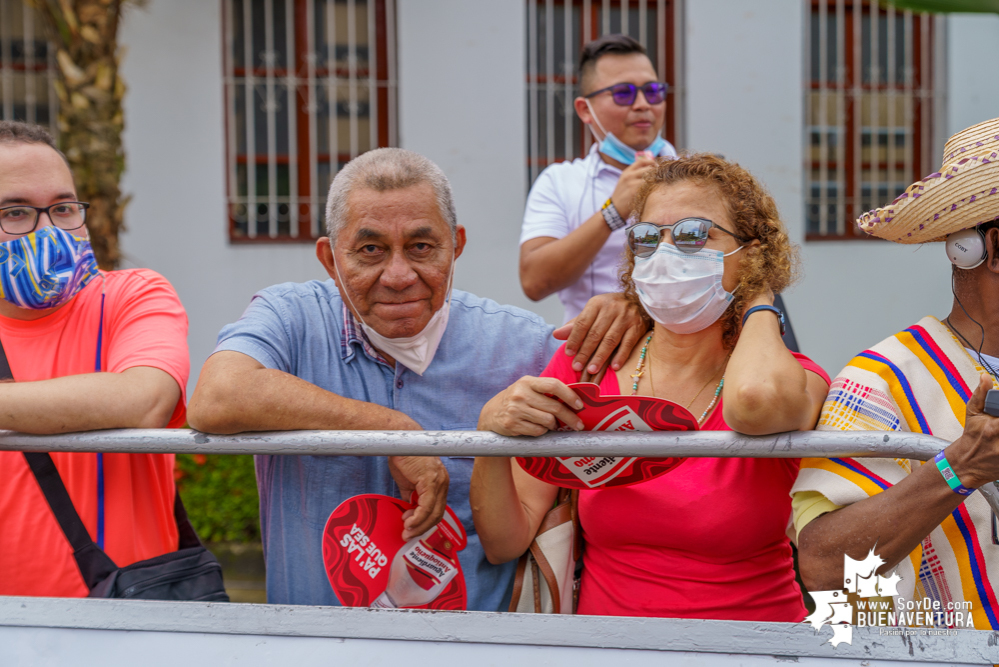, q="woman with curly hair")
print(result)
[471,154,830,620]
